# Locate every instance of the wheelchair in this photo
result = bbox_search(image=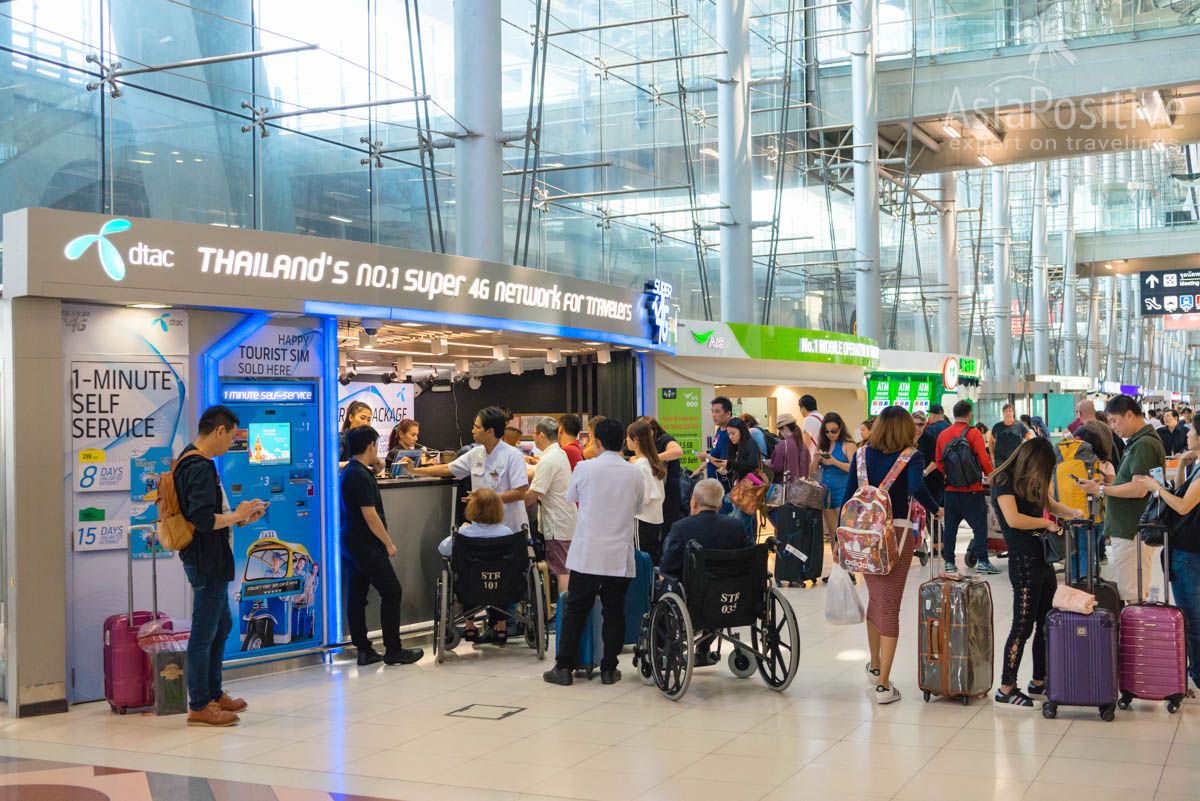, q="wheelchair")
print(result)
[433,526,550,664]
[632,538,800,701]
